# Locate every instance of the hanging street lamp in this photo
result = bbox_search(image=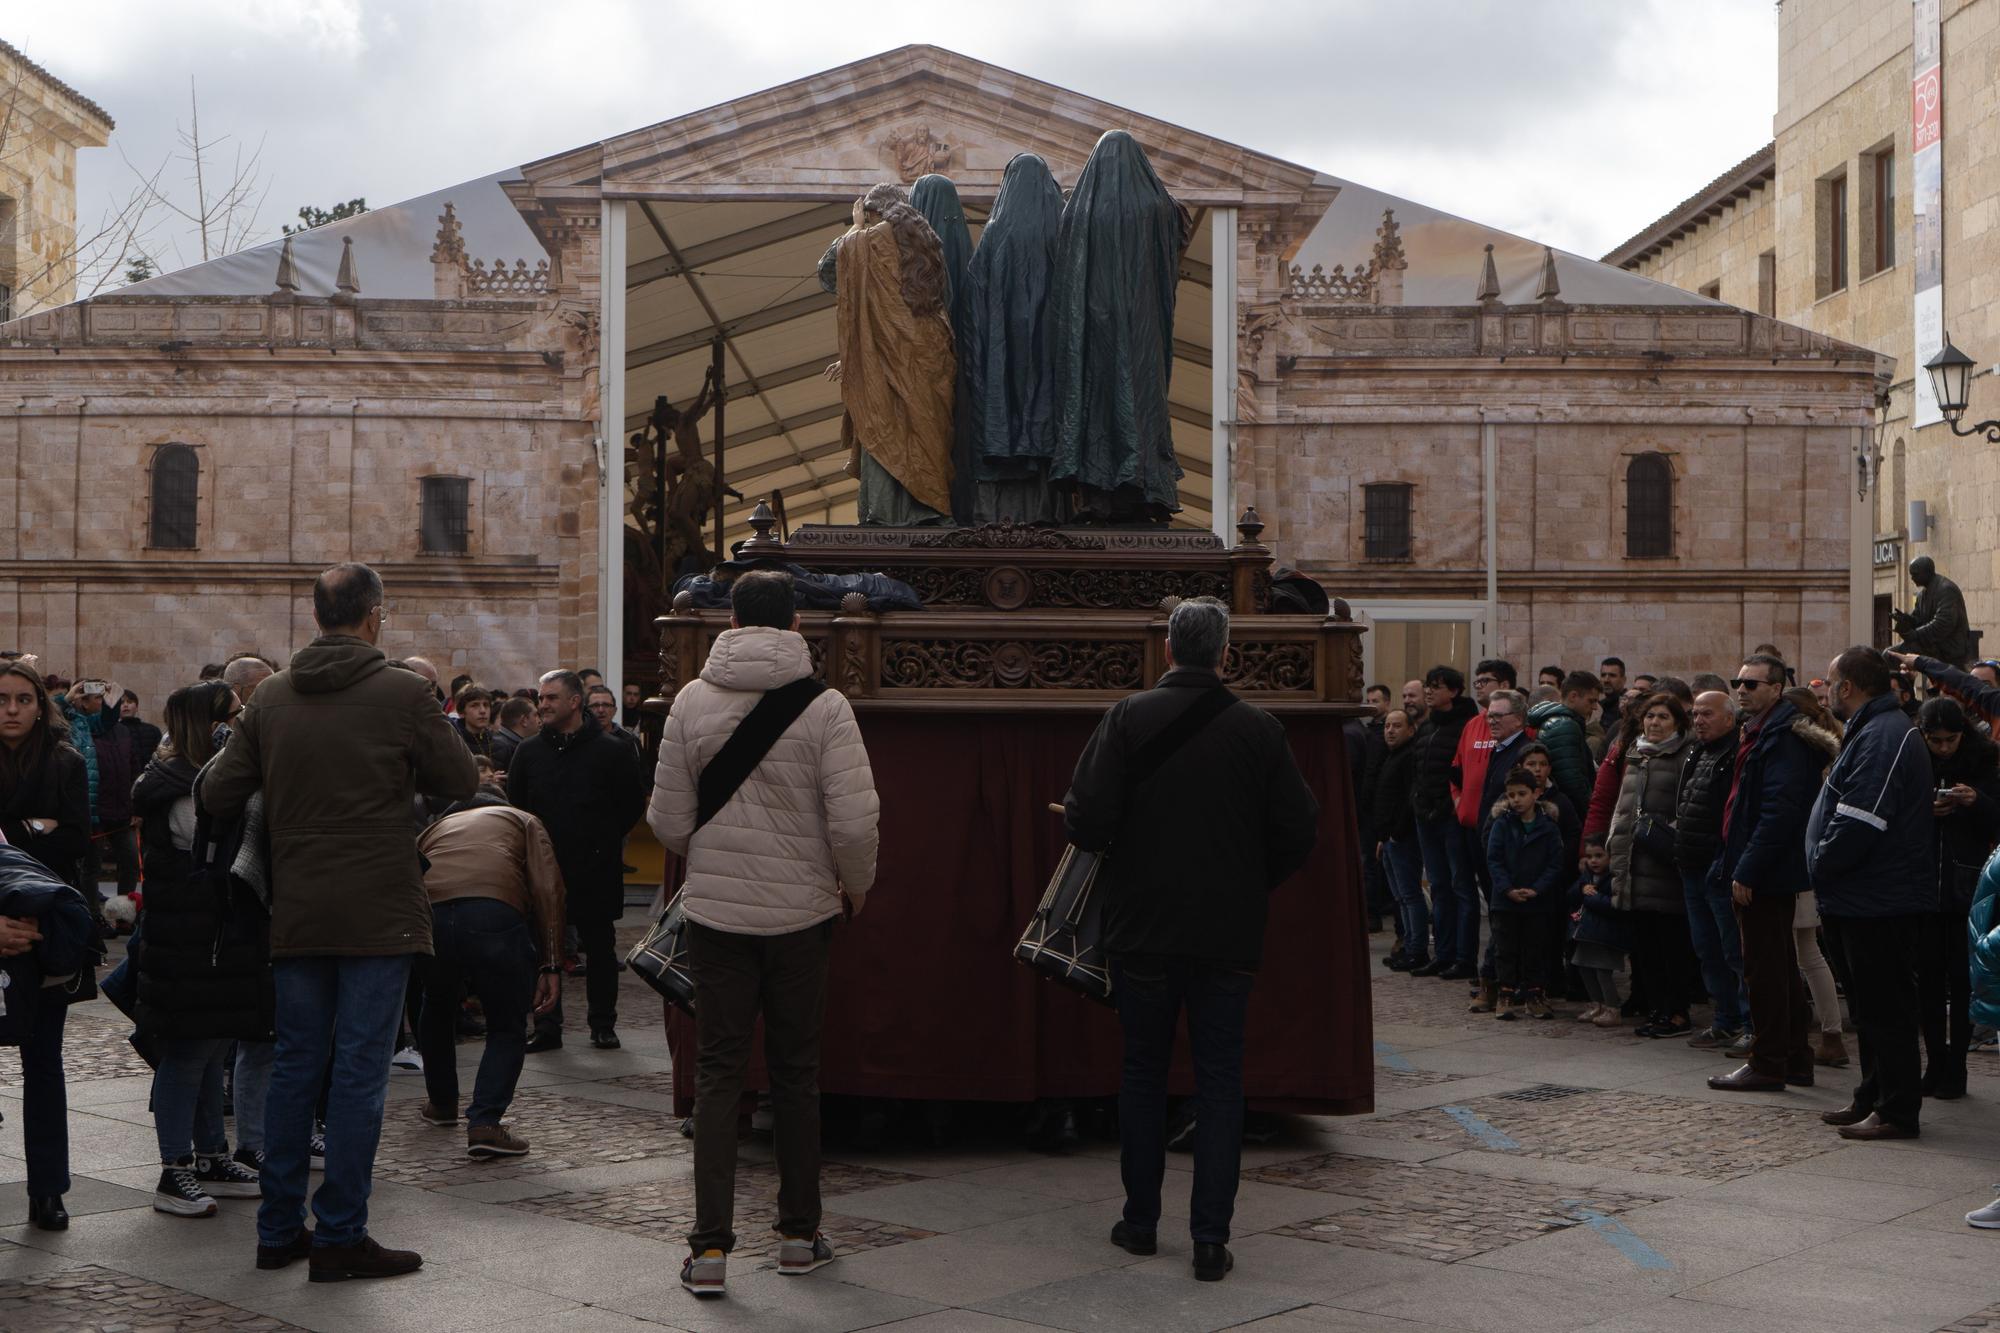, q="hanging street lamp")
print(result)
[1925,335,2000,441]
